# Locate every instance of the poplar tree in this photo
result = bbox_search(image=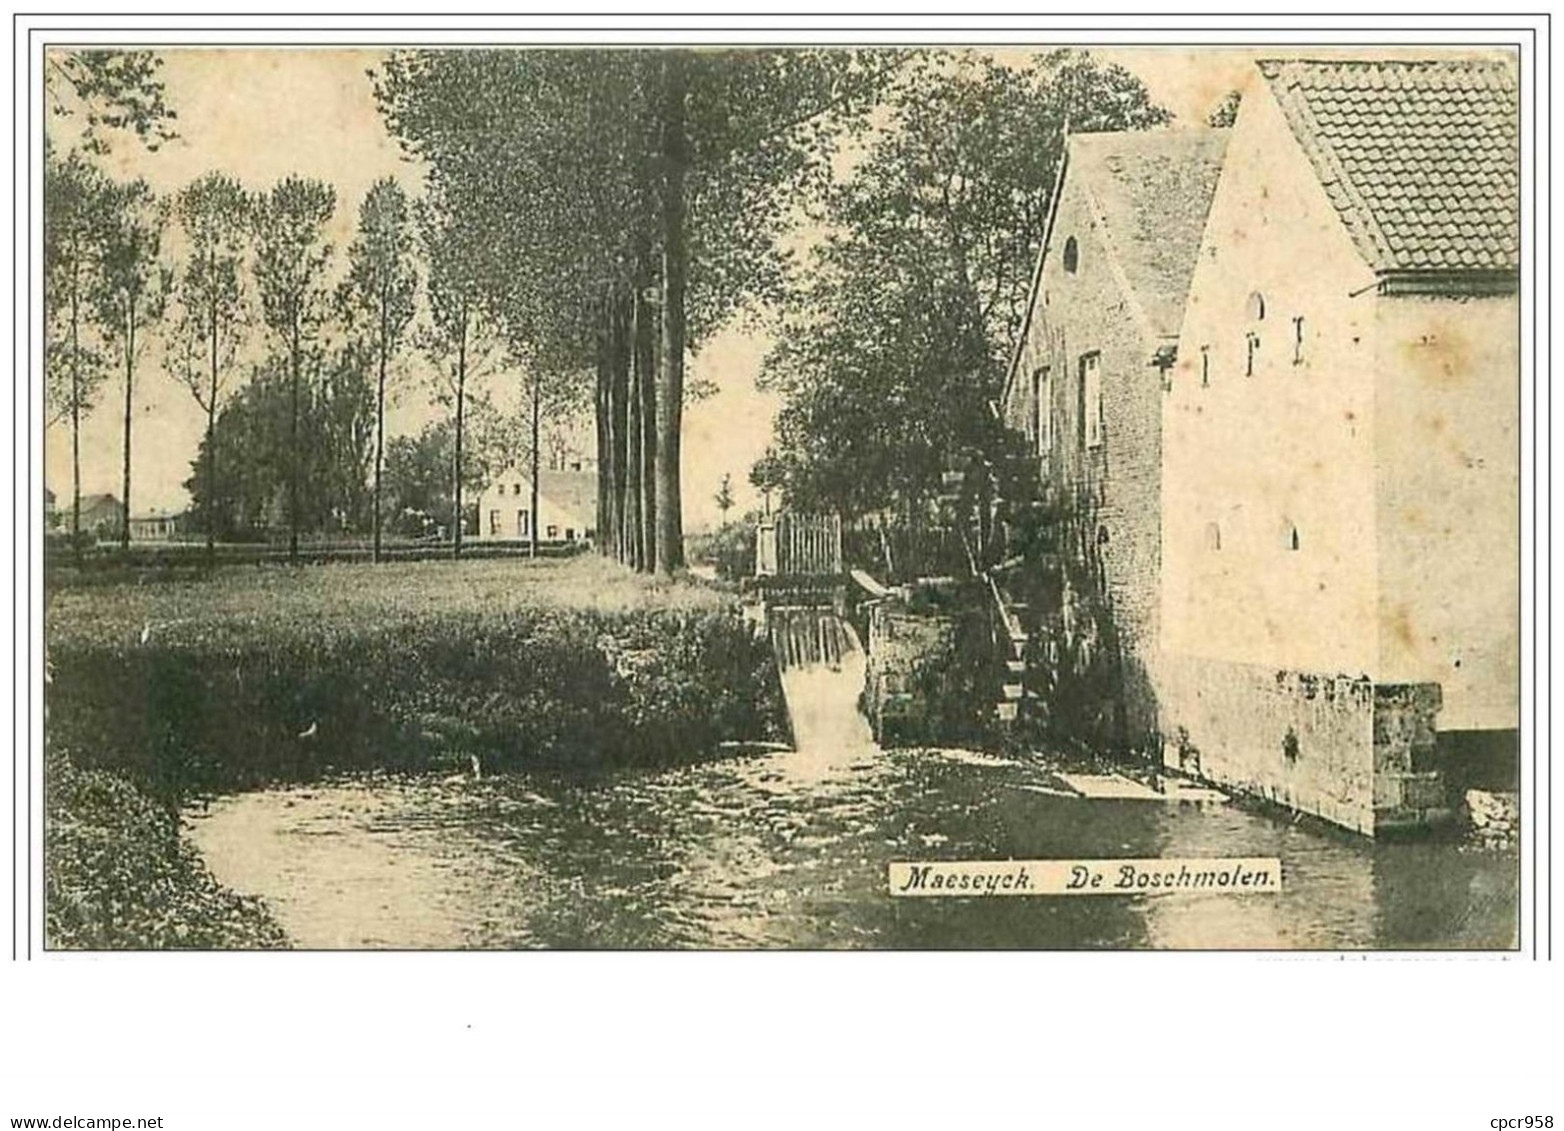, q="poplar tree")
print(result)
[342,178,418,562]
[43,149,112,560]
[253,176,336,563]
[166,172,252,561]
[93,177,170,551]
